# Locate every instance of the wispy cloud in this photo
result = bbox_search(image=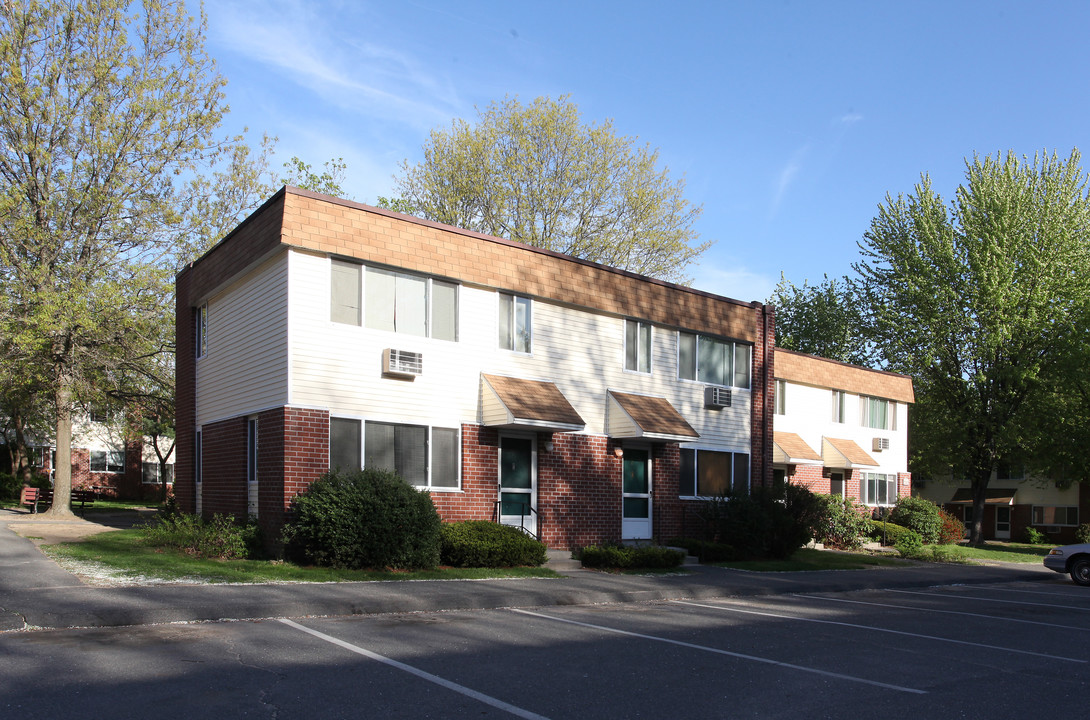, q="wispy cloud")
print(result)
[839,112,863,125]
[771,144,809,216]
[207,1,463,132]
[689,261,778,304]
